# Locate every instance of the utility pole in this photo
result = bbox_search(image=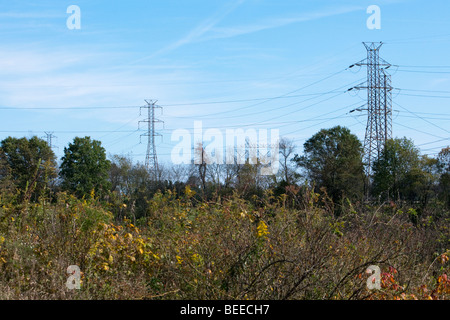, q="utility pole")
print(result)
[139,100,163,180]
[350,42,393,194]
